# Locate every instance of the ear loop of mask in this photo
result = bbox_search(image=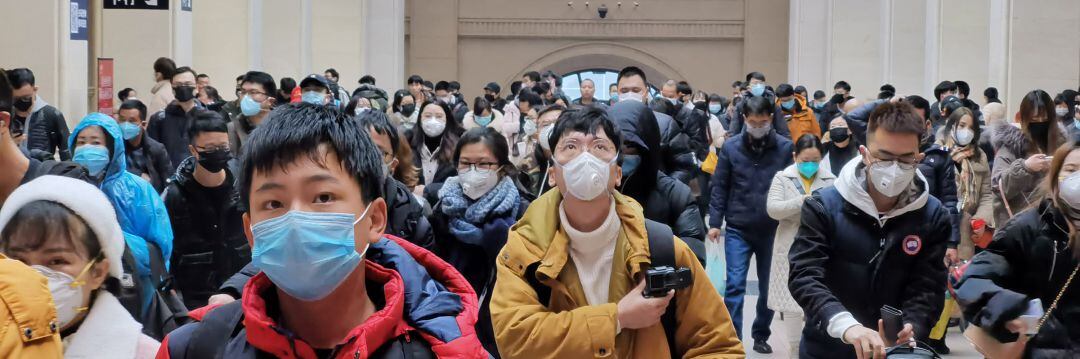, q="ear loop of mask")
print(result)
[71,252,105,313]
